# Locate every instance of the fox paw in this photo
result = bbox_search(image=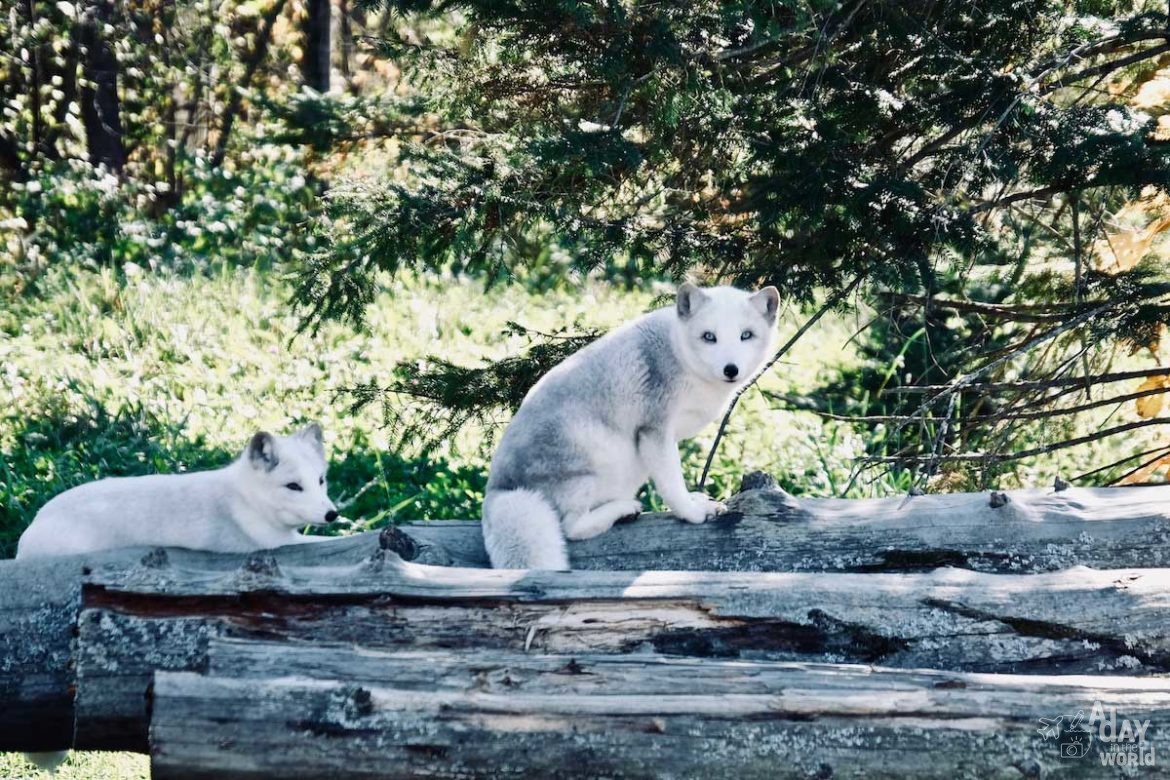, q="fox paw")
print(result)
[674,493,726,524]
